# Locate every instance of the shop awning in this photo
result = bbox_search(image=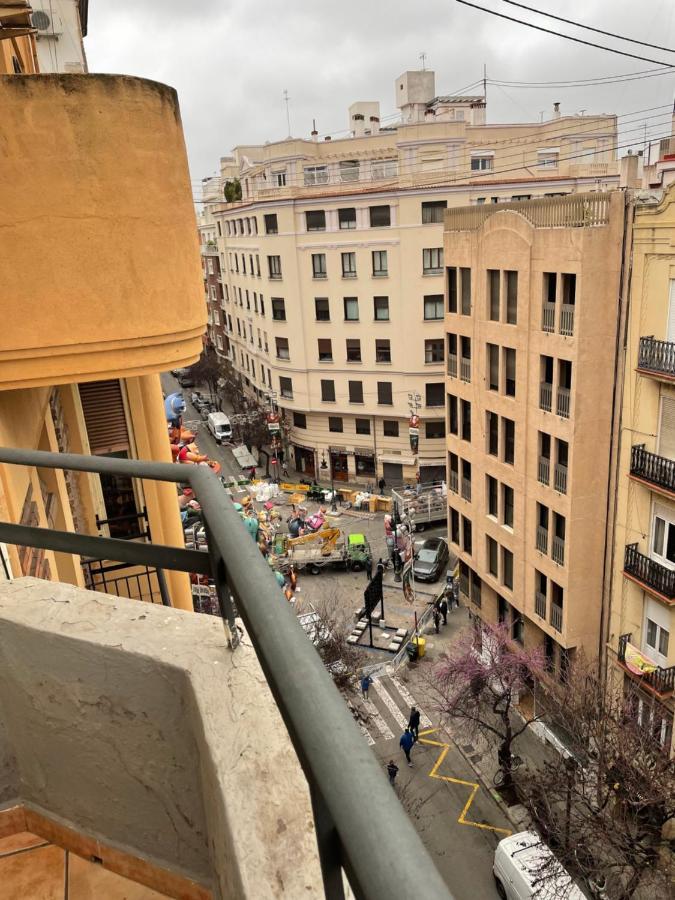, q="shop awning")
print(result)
[378,454,416,466]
